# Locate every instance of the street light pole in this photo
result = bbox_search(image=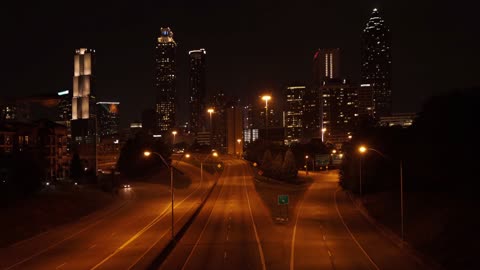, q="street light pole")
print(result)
[170,165,174,239]
[172,131,177,146]
[400,160,404,243]
[143,151,177,240]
